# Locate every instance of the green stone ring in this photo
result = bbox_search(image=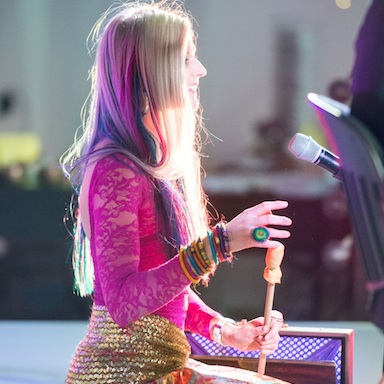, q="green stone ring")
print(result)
[252,227,269,243]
